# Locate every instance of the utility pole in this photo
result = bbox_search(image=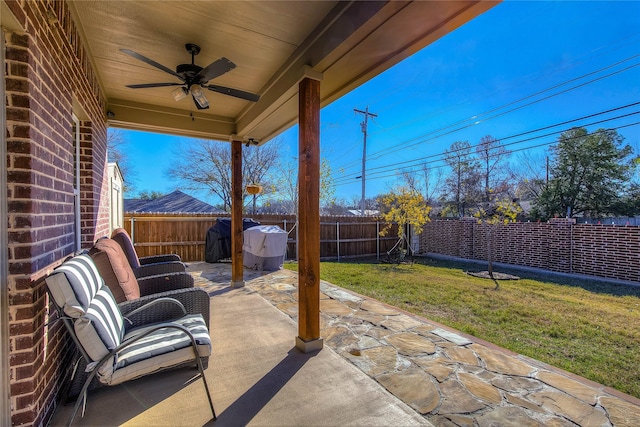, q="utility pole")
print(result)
[354,106,377,216]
